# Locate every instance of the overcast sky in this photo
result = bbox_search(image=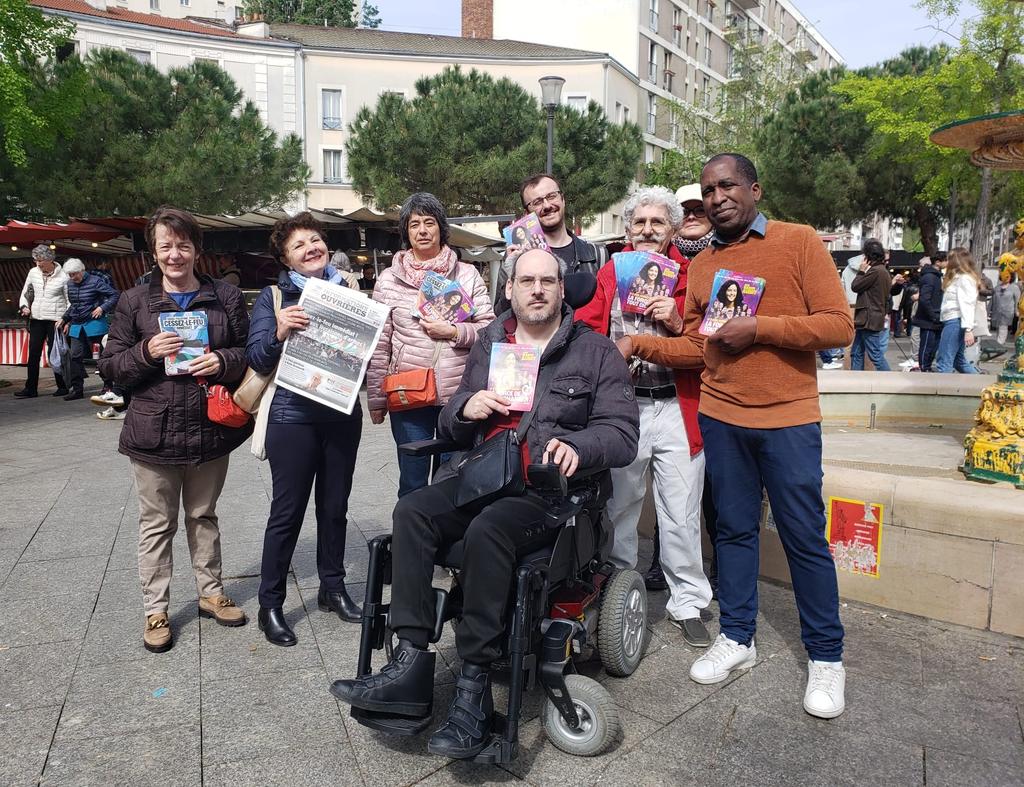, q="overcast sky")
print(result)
[371,0,977,68]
